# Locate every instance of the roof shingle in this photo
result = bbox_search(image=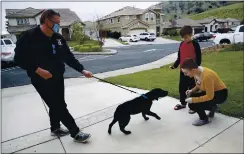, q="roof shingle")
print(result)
[163,18,204,29]
[5,8,82,27]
